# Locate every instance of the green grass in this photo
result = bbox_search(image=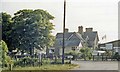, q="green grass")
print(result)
[12,64,78,70]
